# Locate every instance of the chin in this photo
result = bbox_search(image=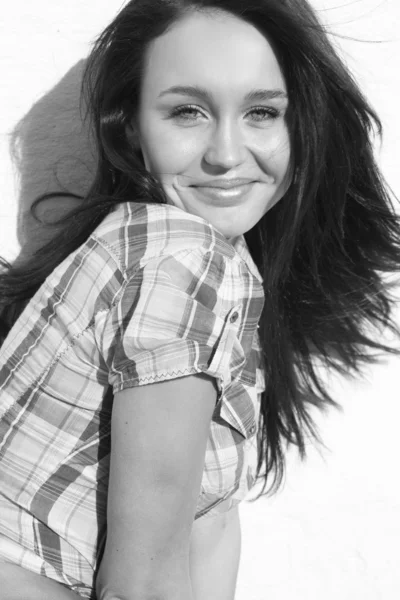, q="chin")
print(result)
[216,224,252,241]
[214,214,262,240]
[195,207,257,239]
